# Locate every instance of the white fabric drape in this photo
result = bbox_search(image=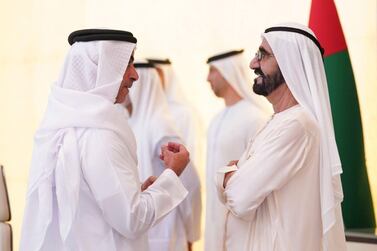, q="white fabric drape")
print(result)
[158,64,188,105]
[21,41,135,250]
[128,67,178,179]
[157,63,202,166]
[129,66,201,250]
[263,22,346,251]
[20,40,188,251]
